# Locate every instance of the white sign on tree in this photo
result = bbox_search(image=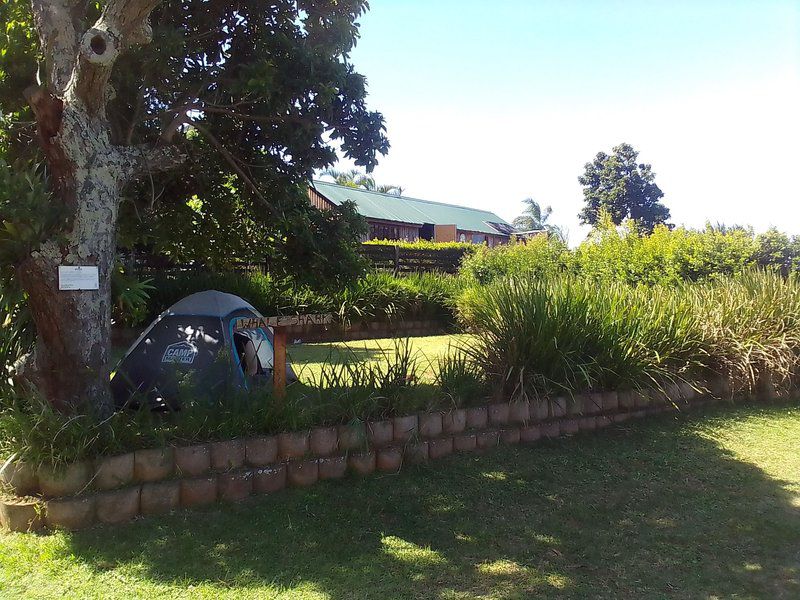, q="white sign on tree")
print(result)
[58,266,99,291]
